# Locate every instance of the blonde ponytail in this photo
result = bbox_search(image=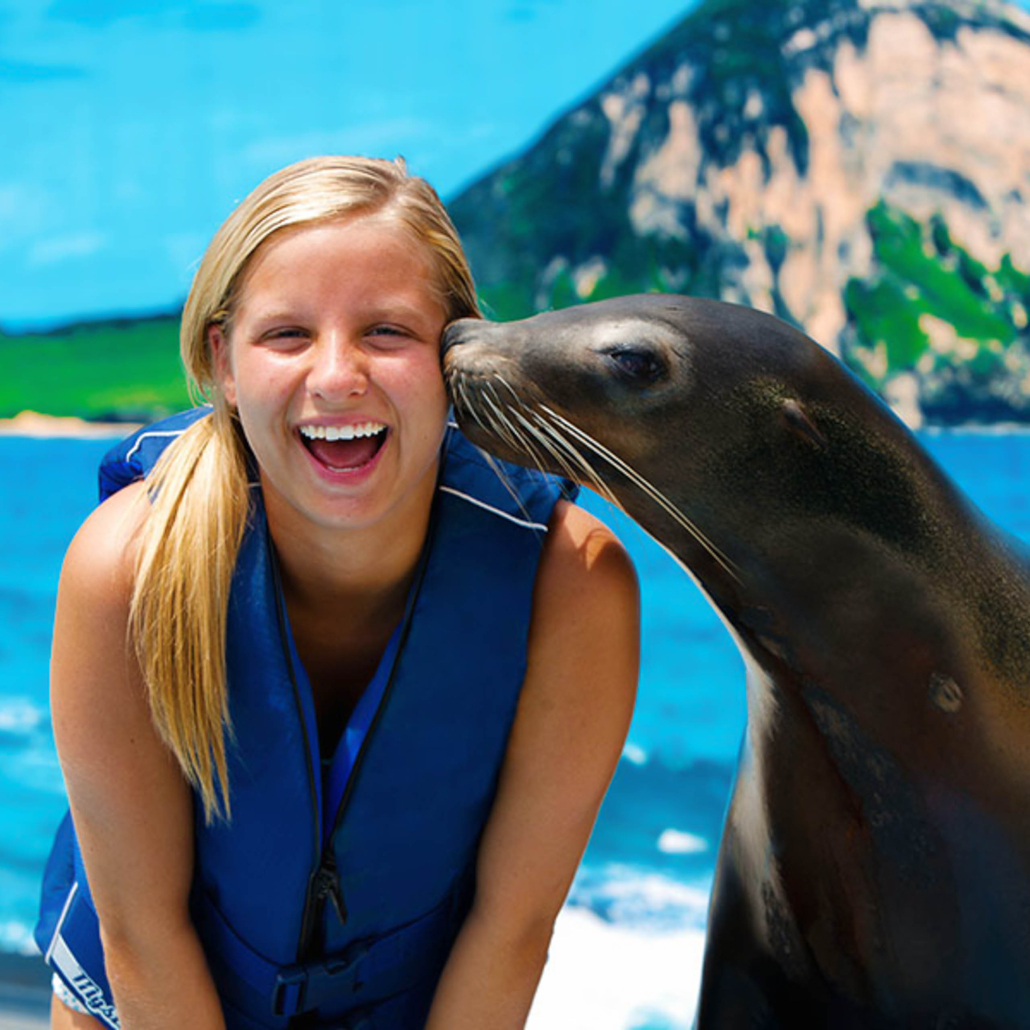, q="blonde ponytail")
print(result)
[129,408,249,822]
